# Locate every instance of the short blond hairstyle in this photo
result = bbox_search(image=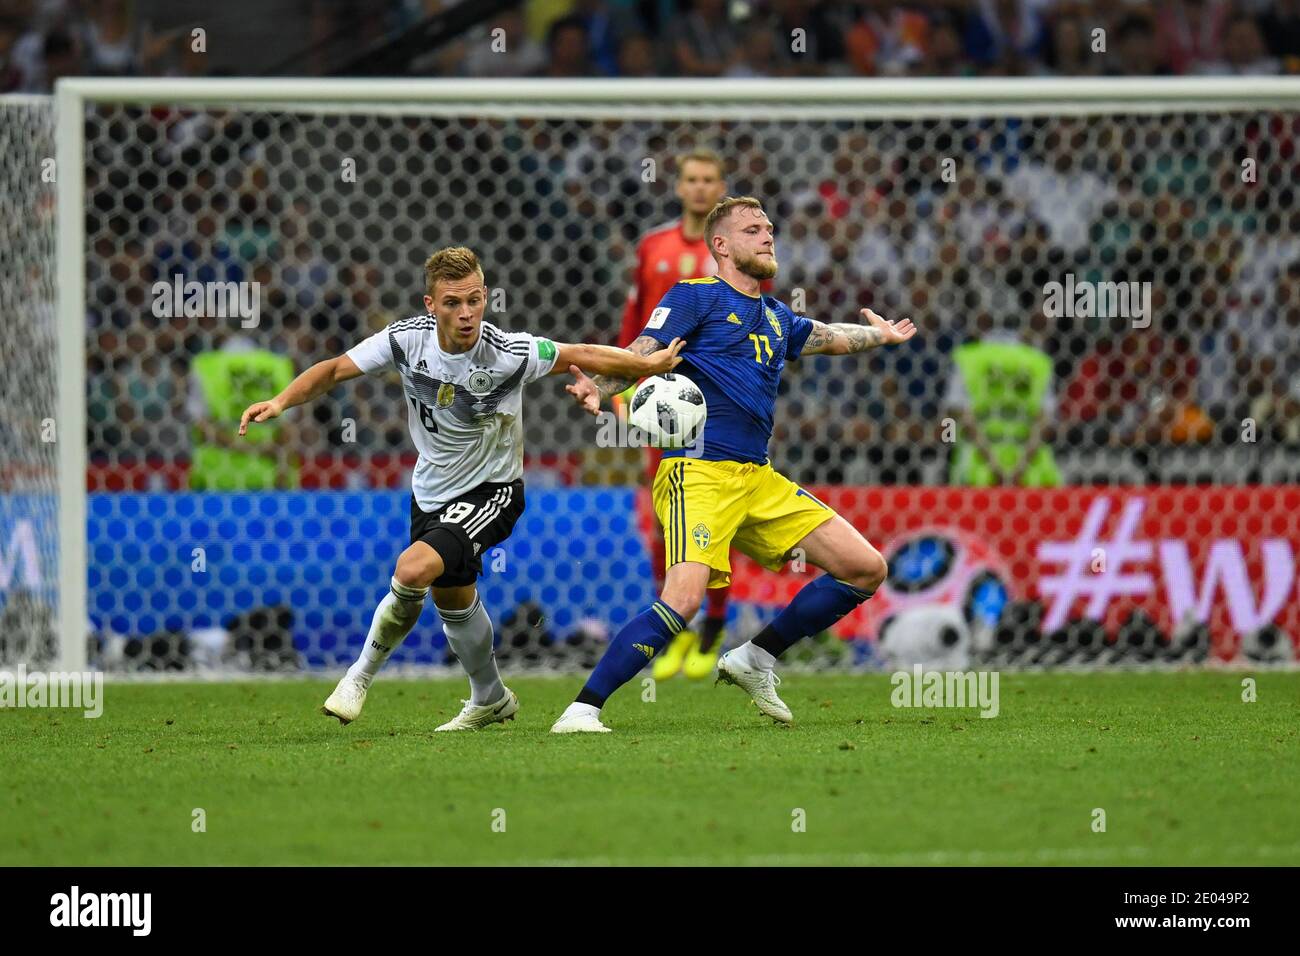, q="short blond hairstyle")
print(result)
[676,148,725,178]
[424,246,484,297]
[704,196,765,250]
